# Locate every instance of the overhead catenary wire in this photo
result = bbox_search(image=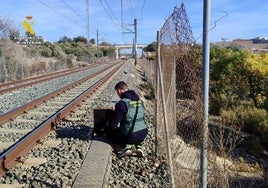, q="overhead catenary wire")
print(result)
[99,0,127,43]
[139,0,146,21]
[123,0,146,23]
[60,0,86,22]
[99,0,121,30]
[60,0,89,40]
[37,0,84,28]
[38,0,109,41]
[126,0,135,19]
[120,0,146,34]
[98,0,146,44]
[120,0,135,42]
[104,0,119,23]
